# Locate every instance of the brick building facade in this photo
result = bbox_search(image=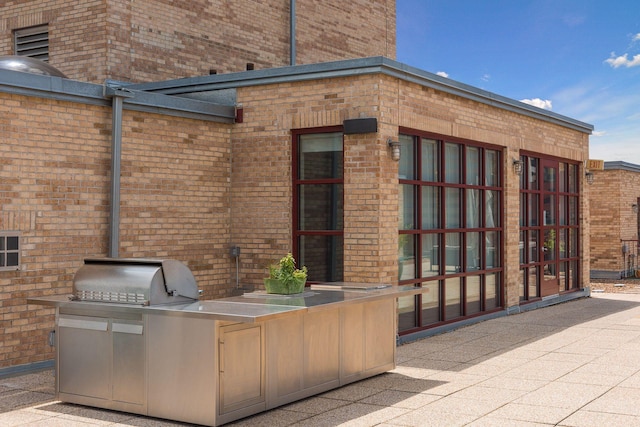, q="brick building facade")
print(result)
[1,58,593,370]
[0,73,235,367]
[0,0,395,83]
[590,162,640,278]
[0,1,593,372]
